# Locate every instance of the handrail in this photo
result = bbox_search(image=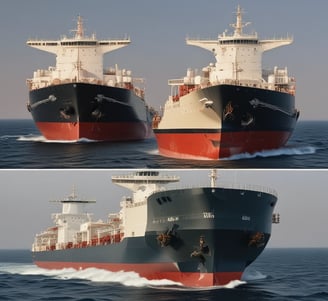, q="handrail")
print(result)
[149,182,278,198]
